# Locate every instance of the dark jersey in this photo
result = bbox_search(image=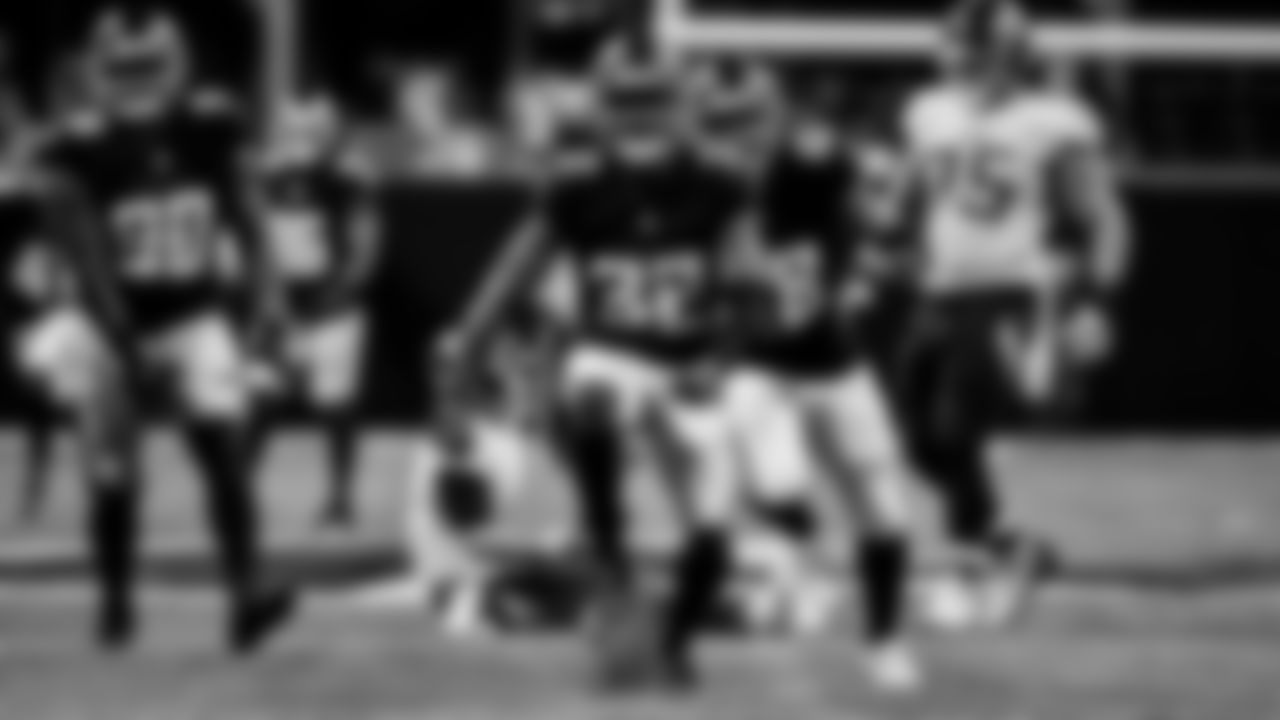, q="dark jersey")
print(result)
[739,134,868,375]
[544,143,747,362]
[44,90,247,332]
[0,172,51,324]
[260,156,364,318]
